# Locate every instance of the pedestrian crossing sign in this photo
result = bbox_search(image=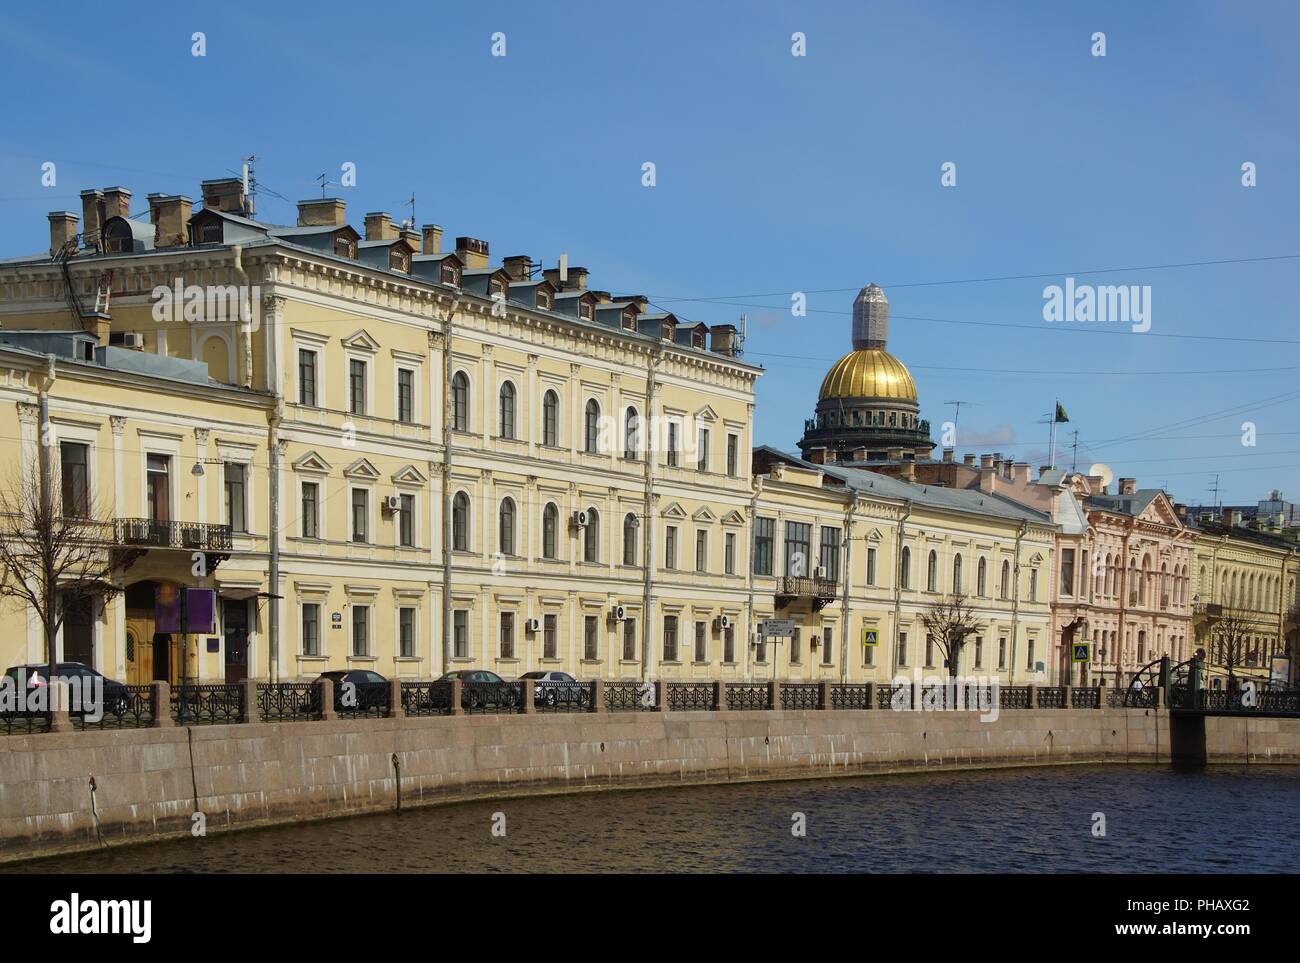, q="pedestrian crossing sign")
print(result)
[862,628,878,647]
[1072,642,1090,663]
